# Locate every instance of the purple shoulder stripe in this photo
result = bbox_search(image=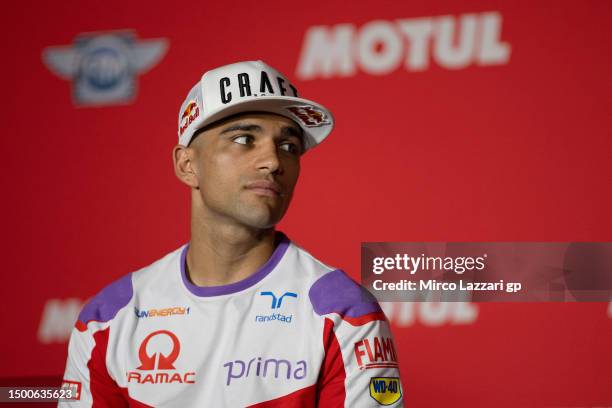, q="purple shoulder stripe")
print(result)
[309,270,381,318]
[77,273,133,325]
